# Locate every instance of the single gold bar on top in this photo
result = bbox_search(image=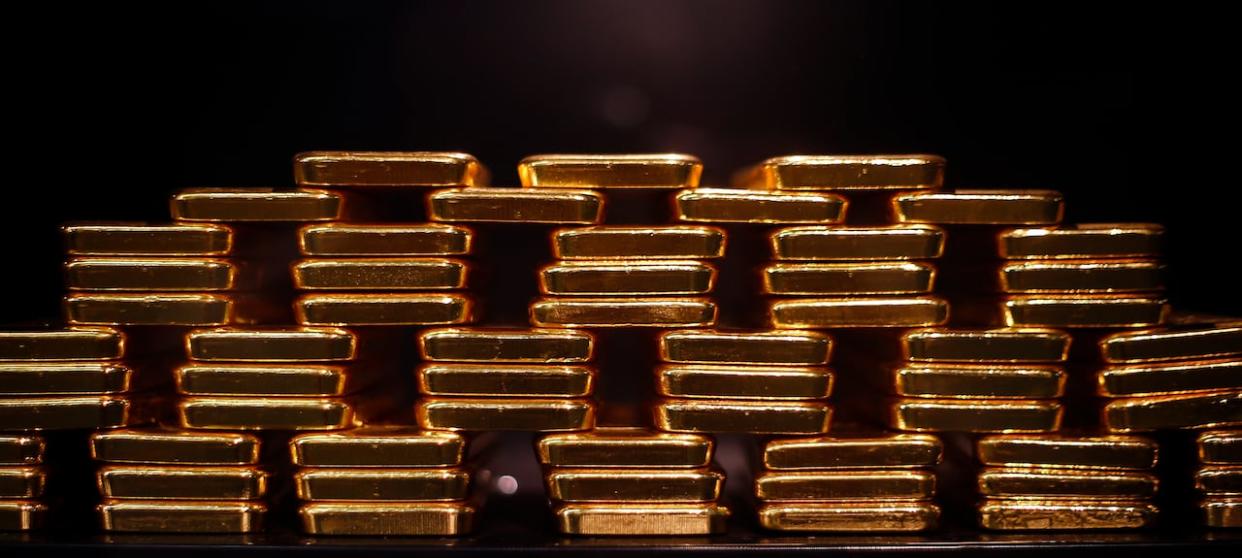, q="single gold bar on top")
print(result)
[902,328,1070,363]
[0,362,131,395]
[63,223,233,256]
[64,258,239,291]
[999,260,1164,293]
[537,428,712,468]
[764,434,942,470]
[756,470,935,501]
[0,396,132,431]
[177,397,355,431]
[770,297,949,328]
[660,329,831,366]
[171,188,342,222]
[1204,497,1242,528]
[419,328,594,363]
[656,400,831,435]
[674,188,847,224]
[0,328,124,361]
[1004,295,1168,328]
[299,223,472,256]
[547,468,724,502]
[293,258,468,291]
[1098,359,1242,397]
[0,500,46,531]
[539,261,716,296]
[99,500,267,533]
[97,465,267,500]
[530,297,717,328]
[91,429,260,465]
[895,364,1065,399]
[294,151,489,188]
[893,190,1064,225]
[977,435,1158,470]
[1103,390,1242,432]
[1196,466,1242,495]
[519,153,702,189]
[299,502,475,536]
[737,154,945,191]
[291,428,464,467]
[295,293,473,326]
[295,468,469,501]
[977,468,1158,499]
[1100,324,1242,364]
[187,328,355,362]
[555,503,730,535]
[428,188,602,224]
[758,501,939,532]
[417,398,595,432]
[0,435,44,465]
[770,225,945,261]
[1199,430,1242,464]
[657,364,832,399]
[978,498,1157,530]
[763,262,935,295]
[64,293,233,326]
[891,399,1063,433]
[418,363,595,397]
[174,363,367,397]
[999,224,1164,260]
[0,467,44,498]
[553,226,725,260]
